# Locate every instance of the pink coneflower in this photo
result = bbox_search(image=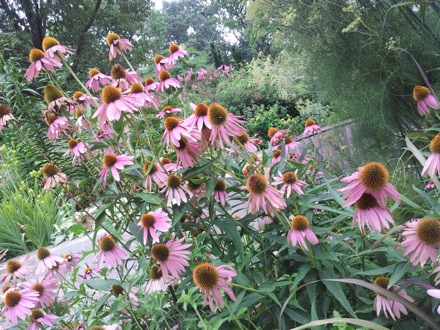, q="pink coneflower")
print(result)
[145,265,168,293]
[99,153,134,182]
[284,136,300,152]
[251,216,273,231]
[77,213,94,231]
[143,160,168,190]
[287,215,318,250]
[352,194,394,234]
[425,180,435,190]
[110,64,142,91]
[427,289,440,314]
[83,266,100,280]
[163,174,193,207]
[0,103,15,131]
[183,103,212,145]
[433,263,440,285]
[213,180,228,206]
[156,105,182,119]
[64,139,88,165]
[71,91,98,111]
[35,247,64,274]
[91,325,121,330]
[242,169,287,215]
[422,134,440,179]
[86,68,112,92]
[270,129,288,146]
[93,85,142,123]
[42,36,71,61]
[46,114,70,141]
[234,131,259,153]
[164,43,188,67]
[27,308,57,330]
[163,116,193,147]
[0,255,33,286]
[2,287,39,325]
[24,48,62,81]
[208,102,244,148]
[193,263,237,312]
[128,83,158,107]
[153,54,170,77]
[157,70,181,93]
[373,276,414,320]
[340,162,400,208]
[96,235,128,268]
[271,148,282,166]
[111,284,139,306]
[94,123,115,142]
[41,163,67,191]
[303,119,322,136]
[150,237,191,281]
[197,68,208,80]
[413,86,439,116]
[138,209,172,244]
[107,32,133,60]
[145,77,159,92]
[272,171,306,197]
[22,275,58,307]
[172,137,202,168]
[62,252,81,272]
[398,217,440,268]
